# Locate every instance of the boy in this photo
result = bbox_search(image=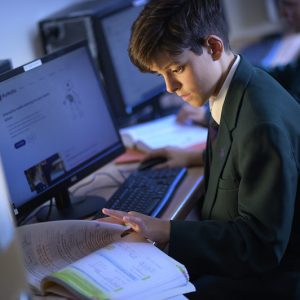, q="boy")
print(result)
[103,0,300,298]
